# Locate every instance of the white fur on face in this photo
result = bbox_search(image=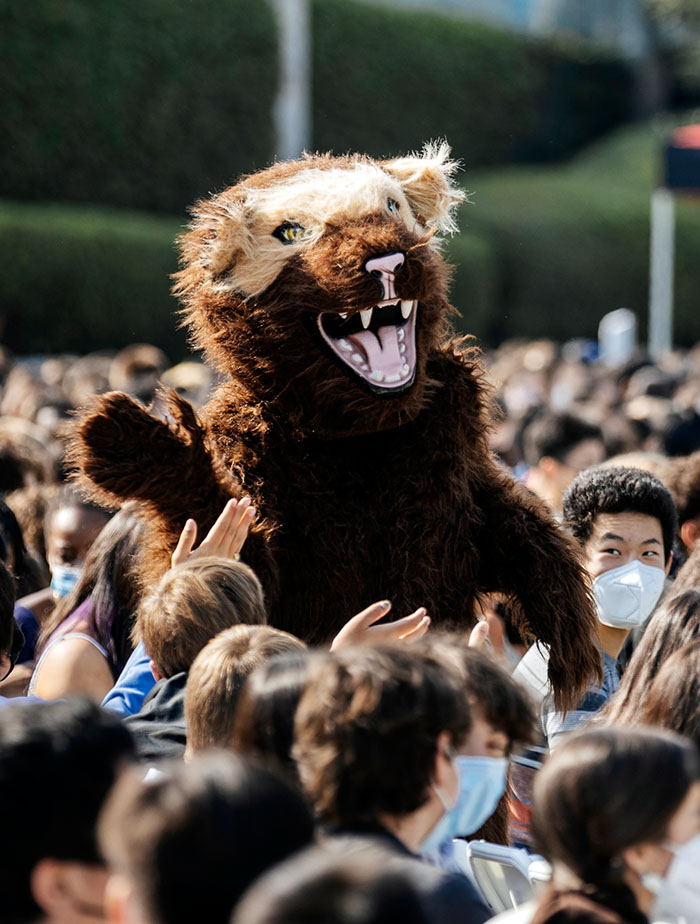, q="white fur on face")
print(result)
[217,164,422,298]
